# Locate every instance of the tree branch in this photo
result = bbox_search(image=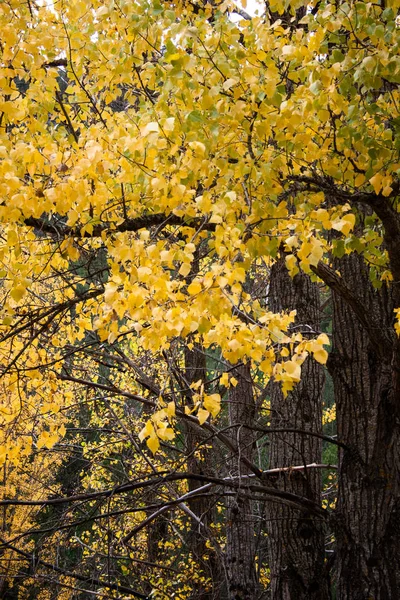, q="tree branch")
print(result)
[23,213,216,239]
[311,261,394,358]
[0,536,148,599]
[0,471,327,516]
